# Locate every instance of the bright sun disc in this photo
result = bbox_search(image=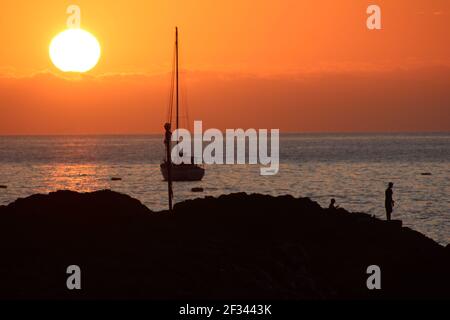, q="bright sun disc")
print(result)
[49,29,101,72]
